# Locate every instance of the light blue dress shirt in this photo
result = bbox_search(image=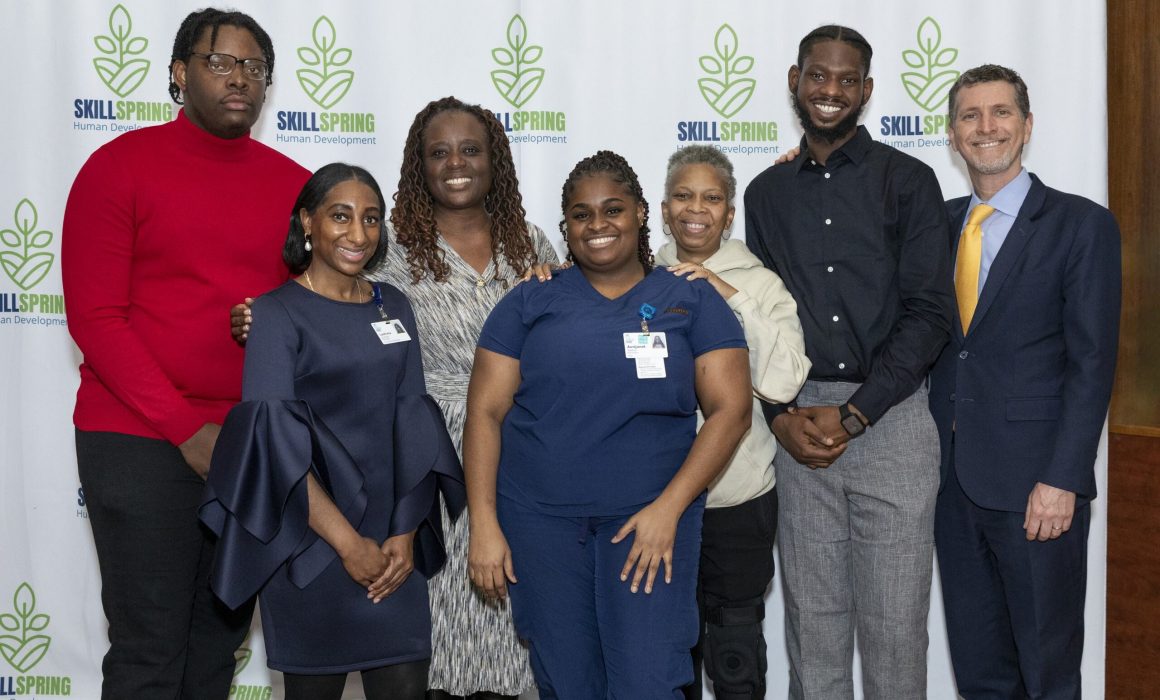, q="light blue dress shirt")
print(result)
[958,168,1033,296]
